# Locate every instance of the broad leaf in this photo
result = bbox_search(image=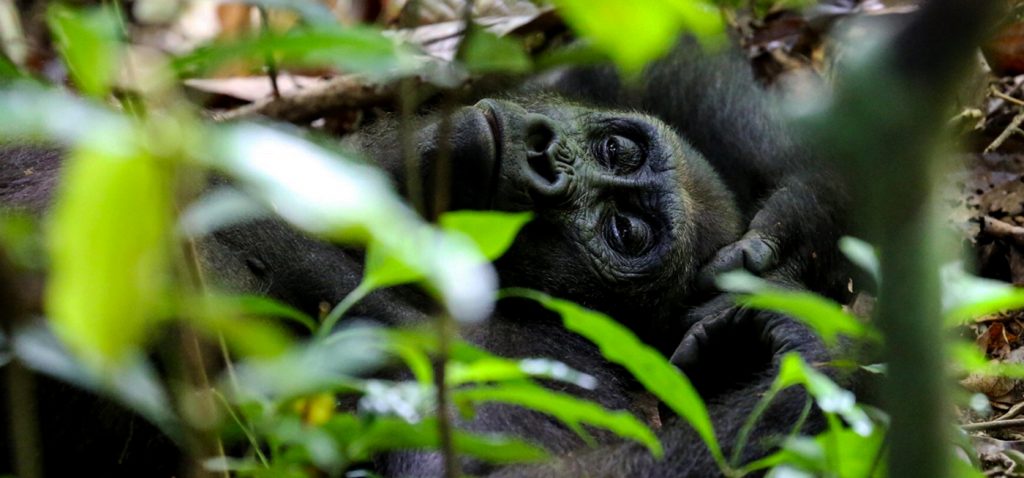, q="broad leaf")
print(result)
[455,382,661,457]
[46,142,171,369]
[47,5,122,97]
[506,289,721,465]
[551,0,723,73]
